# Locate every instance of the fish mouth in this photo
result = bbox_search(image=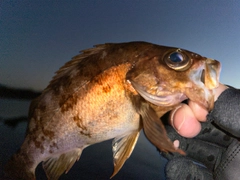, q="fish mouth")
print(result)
[200,69,205,85]
[203,58,221,90]
[189,58,221,110]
